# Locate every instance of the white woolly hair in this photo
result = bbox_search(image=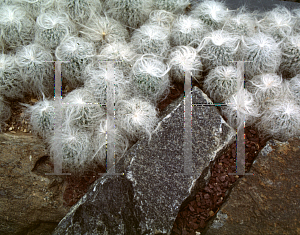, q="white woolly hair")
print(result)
[130,23,171,56]
[15,43,54,98]
[55,36,95,60]
[131,54,171,103]
[0,53,24,99]
[79,14,129,50]
[91,117,130,167]
[258,5,296,43]
[288,74,300,105]
[62,87,106,130]
[0,95,11,131]
[0,4,35,49]
[203,65,239,103]
[48,125,94,174]
[154,0,190,14]
[239,32,282,77]
[196,29,240,70]
[246,73,284,112]
[35,11,75,48]
[20,93,55,138]
[222,6,258,37]
[190,0,232,29]
[83,61,131,104]
[115,97,159,143]
[222,88,261,130]
[170,14,210,47]
[147,10,176,30]
[168,45,203,83]
[254,95,300,142]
